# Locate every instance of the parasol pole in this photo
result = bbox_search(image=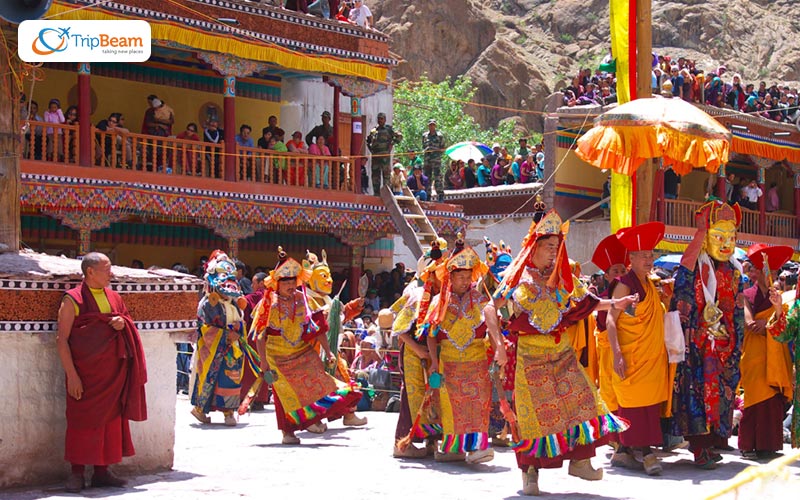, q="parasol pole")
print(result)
[634,0,655,226]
